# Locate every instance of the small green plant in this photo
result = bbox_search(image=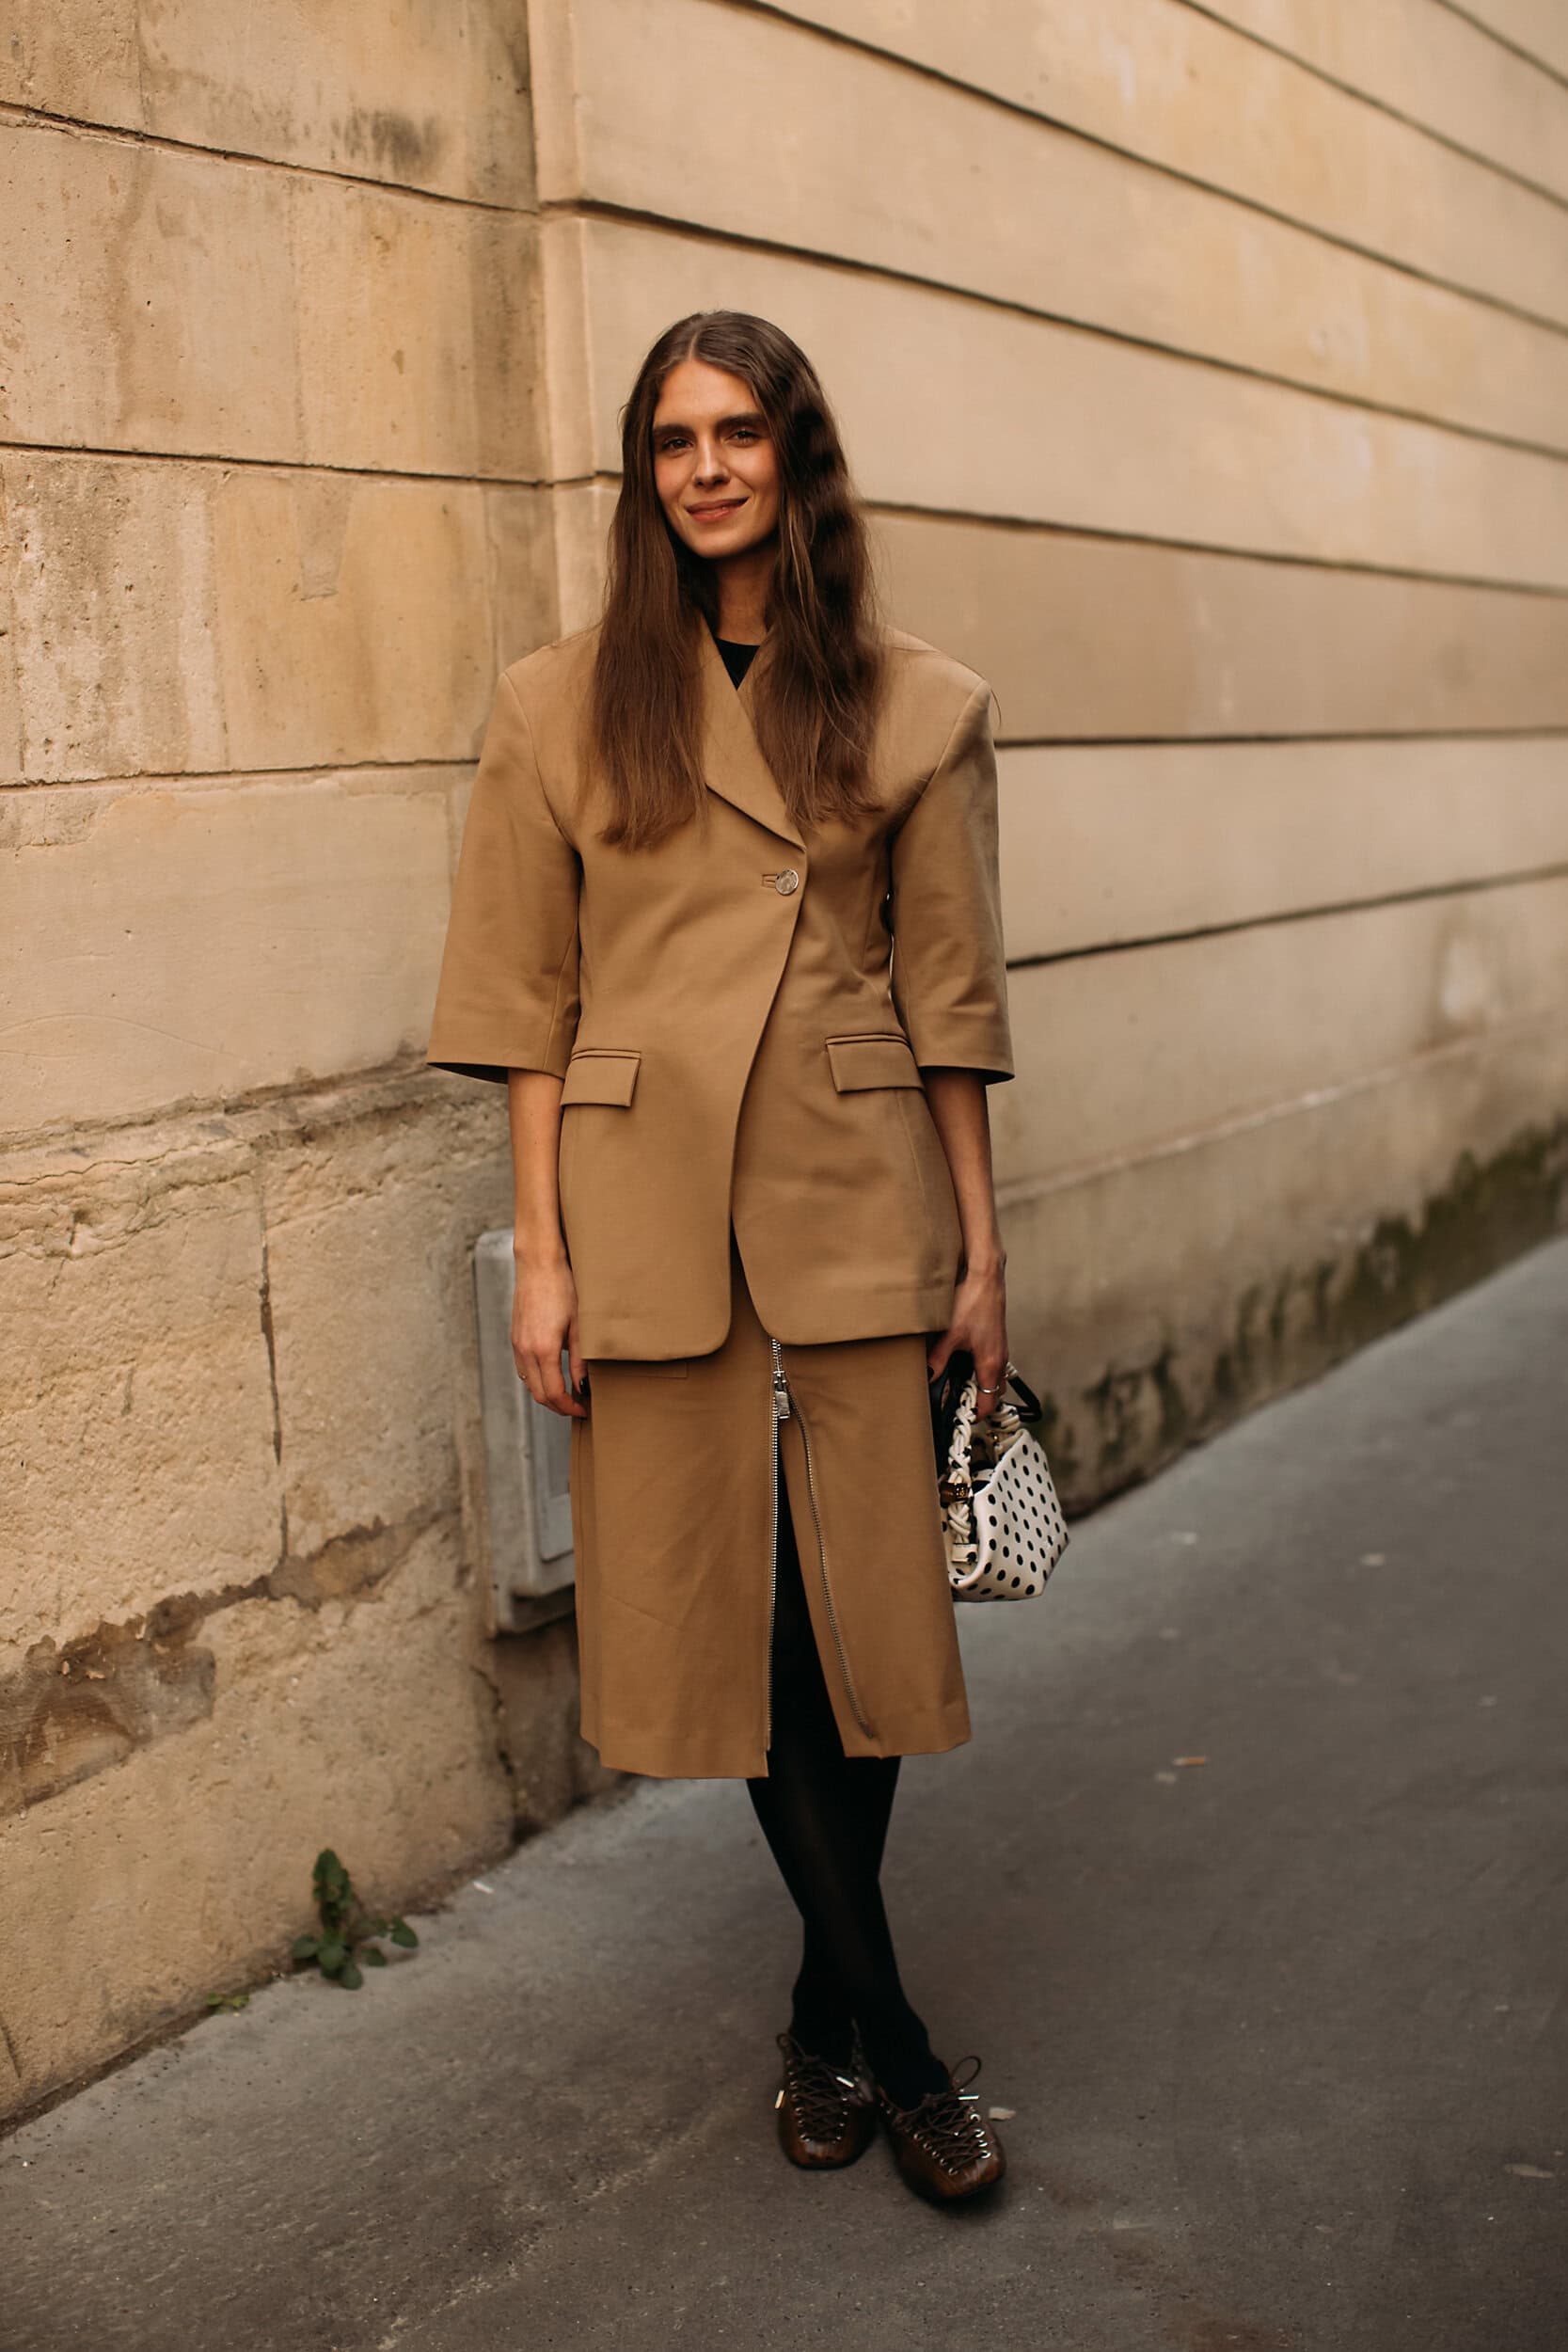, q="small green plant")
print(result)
[291,1848,419,1990]
[205,1990,250,2010]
